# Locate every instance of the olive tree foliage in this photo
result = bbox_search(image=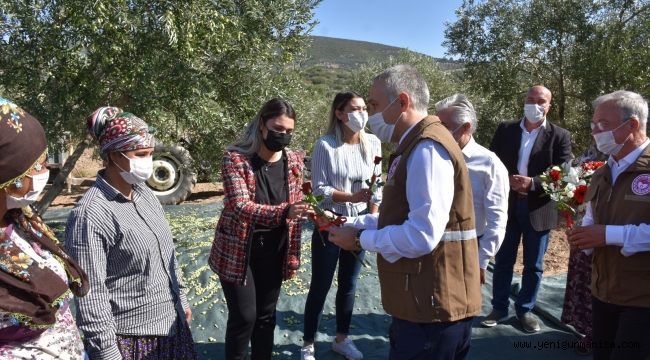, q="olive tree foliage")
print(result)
[444,0,650,153]
[0,0,320,178]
